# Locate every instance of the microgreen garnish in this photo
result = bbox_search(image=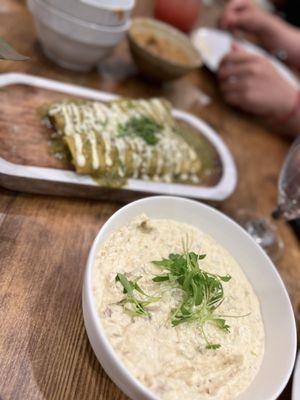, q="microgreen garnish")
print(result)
[117,115,161,145]
[115,273,160,317]
[152,238,232,349]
